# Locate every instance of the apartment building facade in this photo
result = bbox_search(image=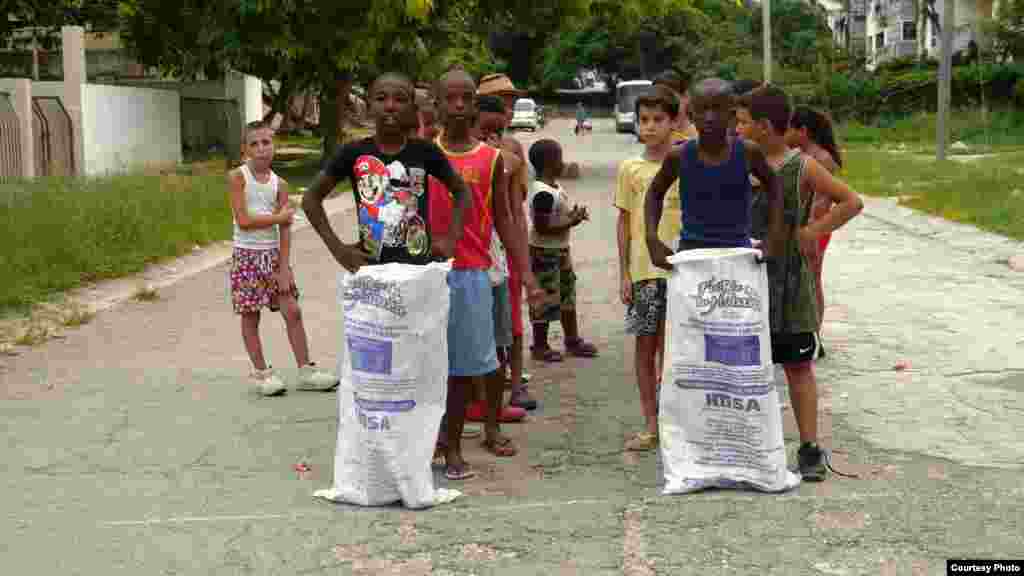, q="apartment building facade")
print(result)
[862,0,997,68]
